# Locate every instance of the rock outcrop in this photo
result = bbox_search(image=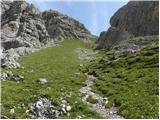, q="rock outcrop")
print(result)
[96,1,159,49]
[42,10,93,43]
[1,0,93,68]
[1,1,49,49]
